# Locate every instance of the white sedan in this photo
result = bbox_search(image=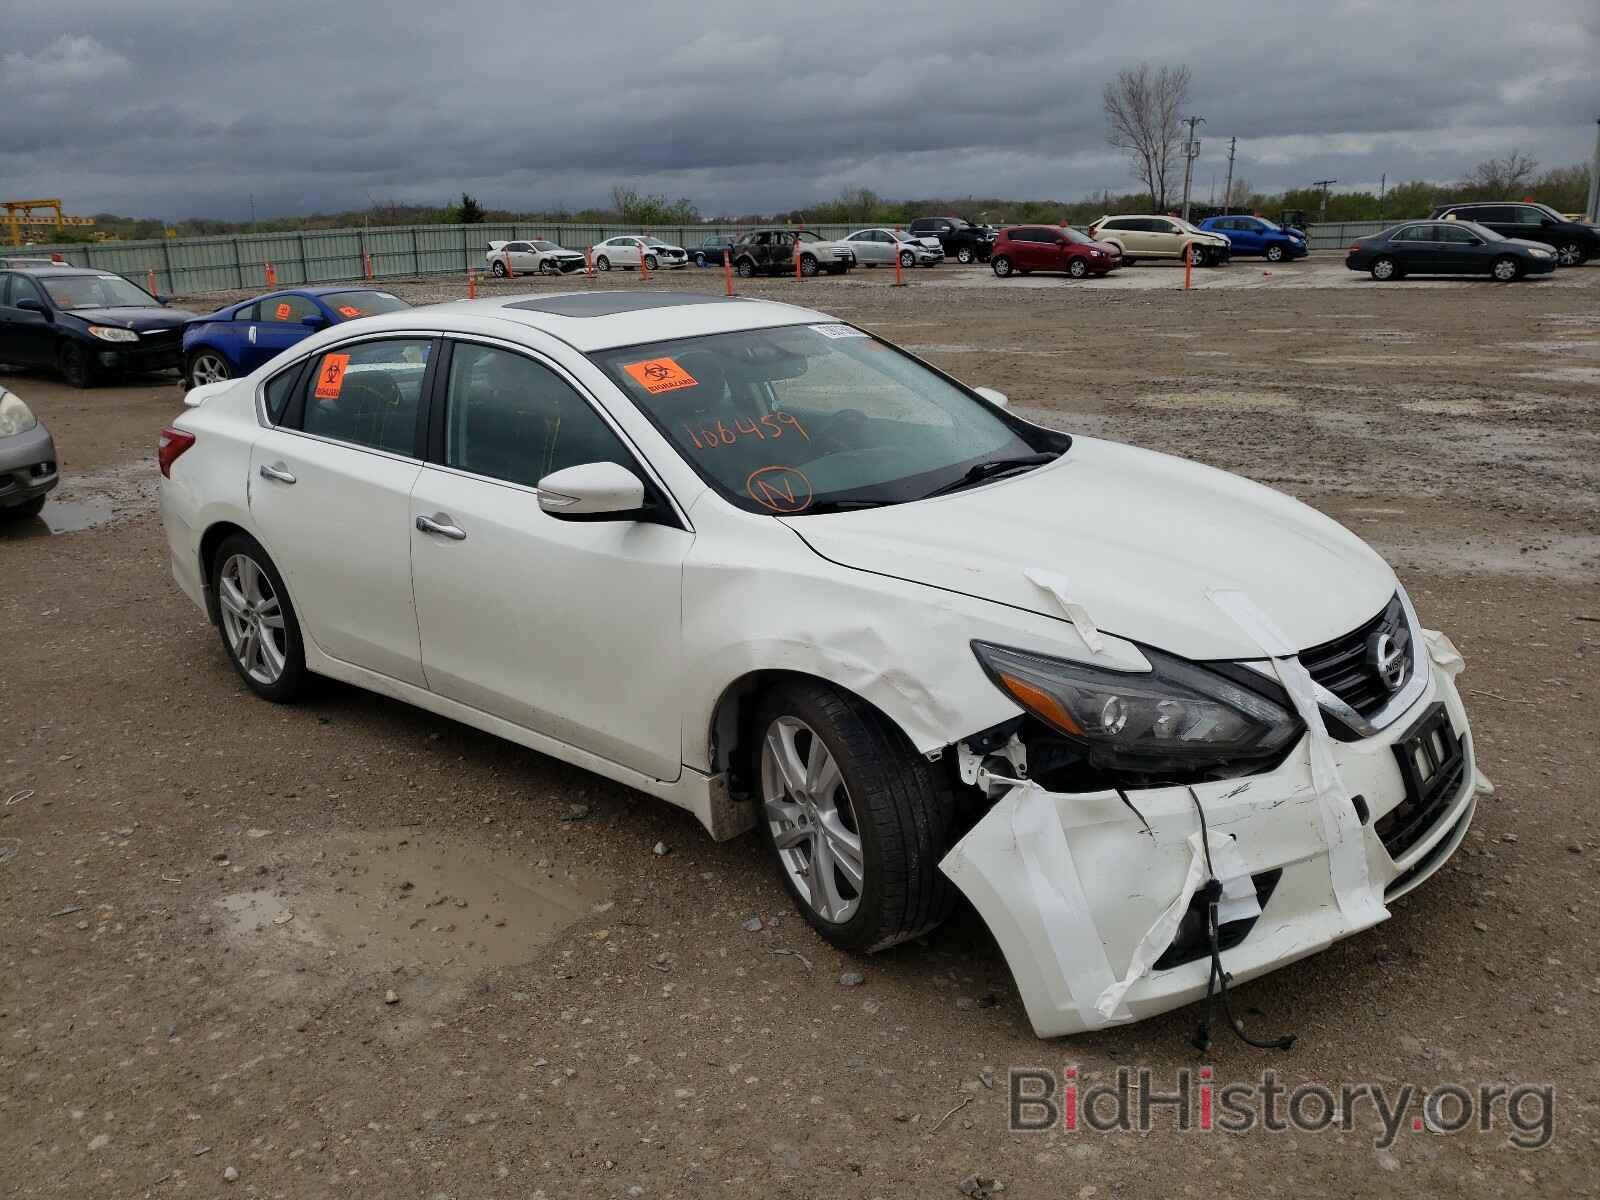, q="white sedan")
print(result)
[158,291,1484,1039]
[591,236,688,271]
[485,239,587,276]
[843,228,944,267]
